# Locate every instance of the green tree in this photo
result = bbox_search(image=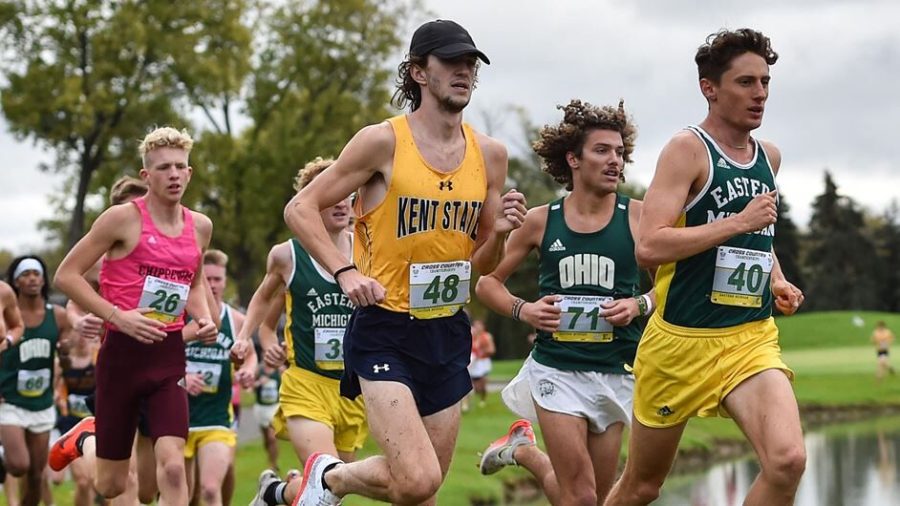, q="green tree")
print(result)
[188,0,415,303]
[873,201,900,312]
[804,171,881,311]
[1,0,251,247]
